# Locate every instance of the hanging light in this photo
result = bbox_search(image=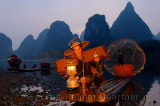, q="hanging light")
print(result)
[66,59,79,88]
